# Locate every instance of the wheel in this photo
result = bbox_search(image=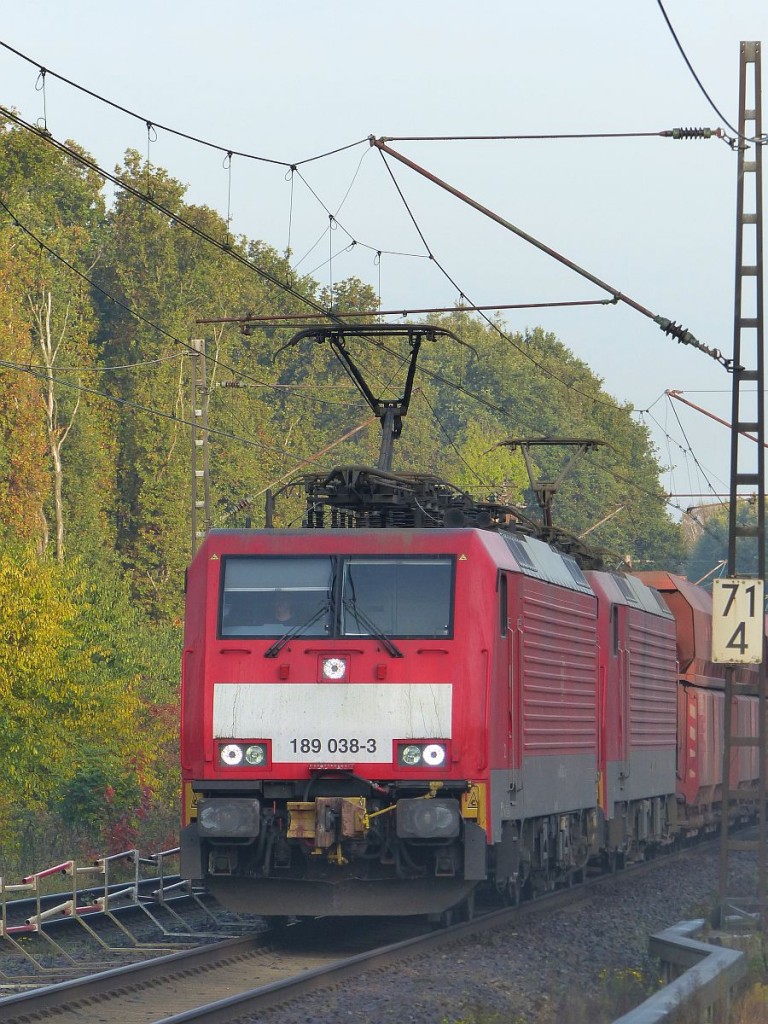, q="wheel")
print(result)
[503,878,521,906]
[495,877,518,907]
[457,890,476,921]
[428,907,455,929]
